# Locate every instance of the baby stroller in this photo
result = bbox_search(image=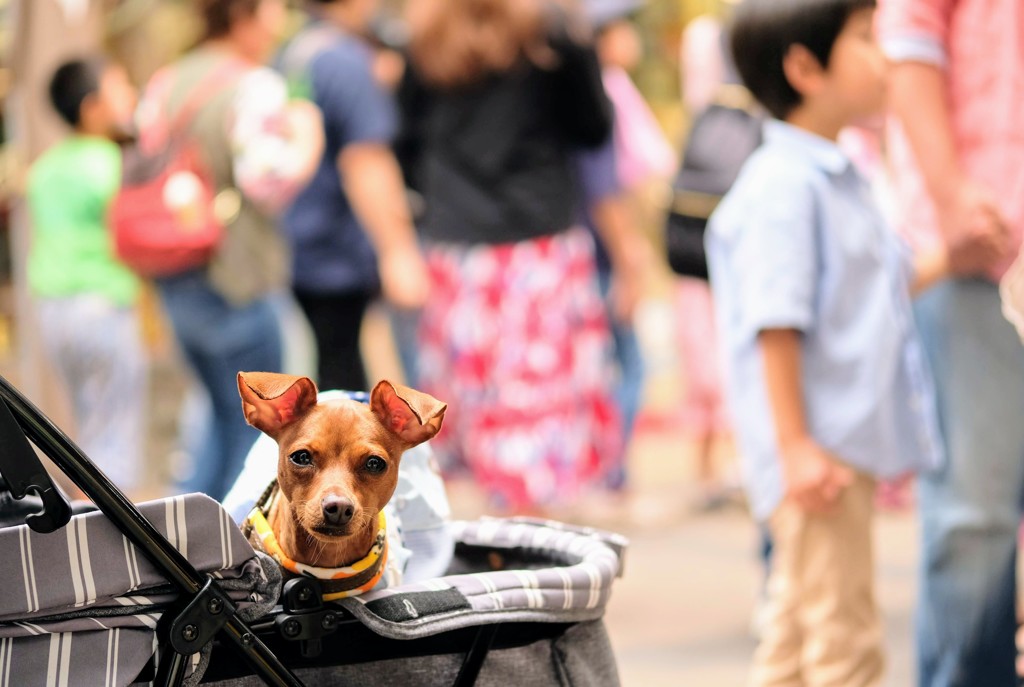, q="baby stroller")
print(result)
[0,374,627,686]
